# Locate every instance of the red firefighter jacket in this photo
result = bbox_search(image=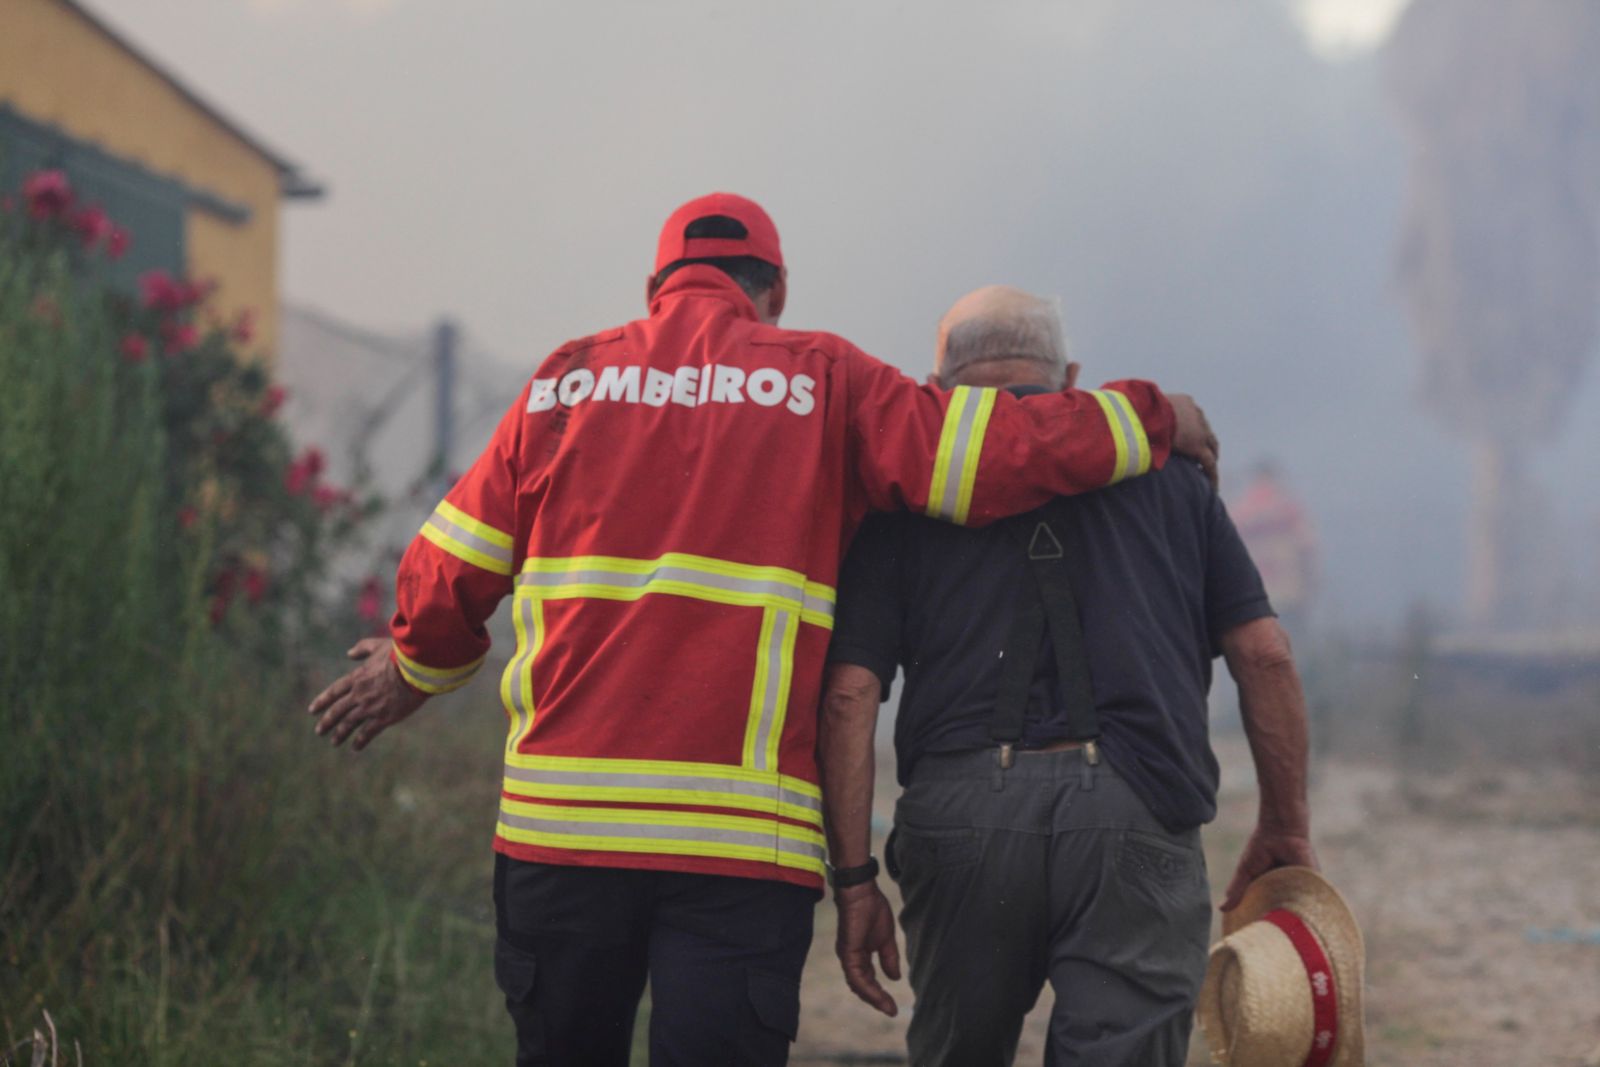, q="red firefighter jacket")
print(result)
[390,266,1174,889]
